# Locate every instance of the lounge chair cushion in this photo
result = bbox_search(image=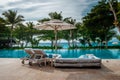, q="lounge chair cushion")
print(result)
[54,54,101,68]
[55,58,101,63]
